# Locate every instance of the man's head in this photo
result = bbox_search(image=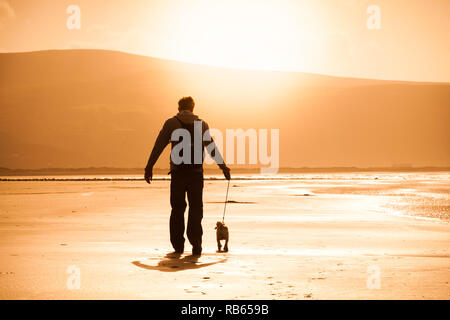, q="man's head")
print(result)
[178,96,195,112]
